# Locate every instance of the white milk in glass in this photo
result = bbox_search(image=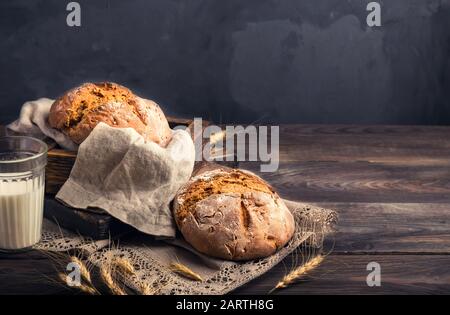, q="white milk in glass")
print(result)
[0,172,45,249]
[0,136,47,251]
